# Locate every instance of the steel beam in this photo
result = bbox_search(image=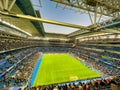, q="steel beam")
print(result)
[8,0,16,11]
[88,11,93,24]
[51,0,120,17]
[0,11,86,29]
[2,0,6,10]
[0,0,3,10]
[94,0,98,26]
[97,7,103,23]
[4,0,8,10]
